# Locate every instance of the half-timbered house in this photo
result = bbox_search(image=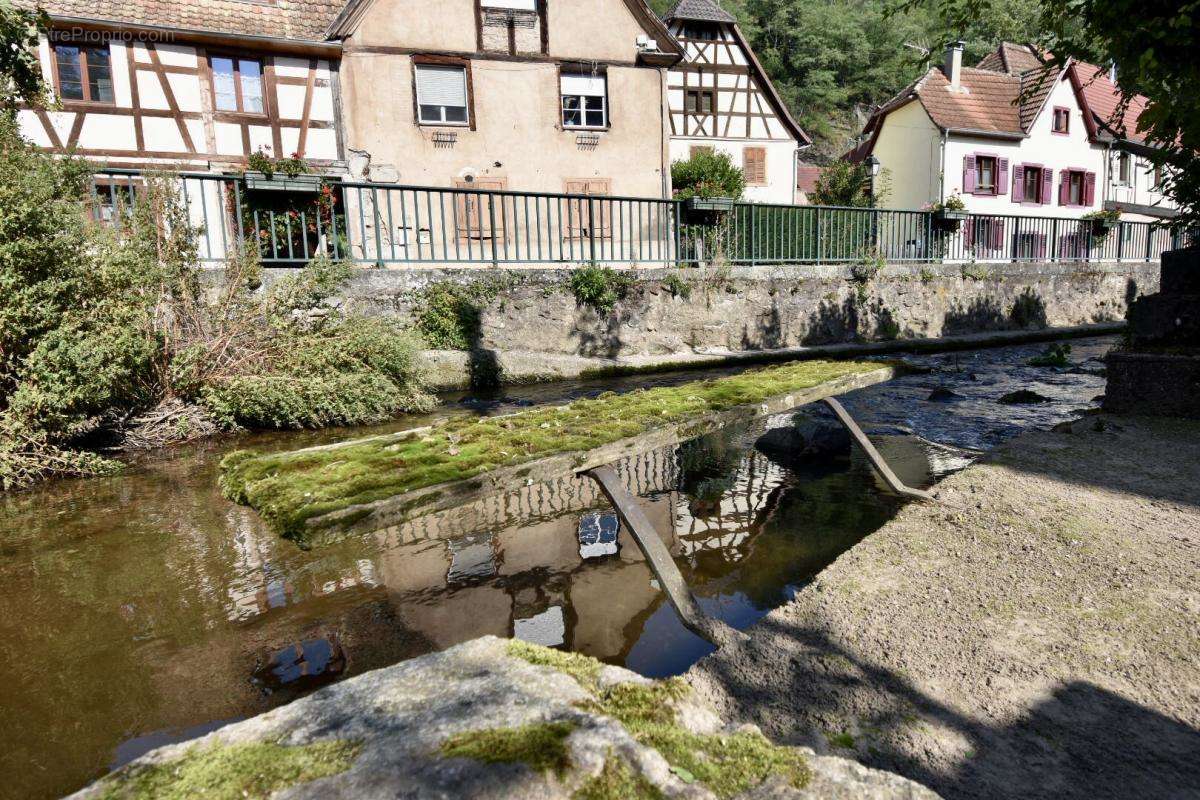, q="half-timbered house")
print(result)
[661,0,809,204]
[14,0,344,170]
